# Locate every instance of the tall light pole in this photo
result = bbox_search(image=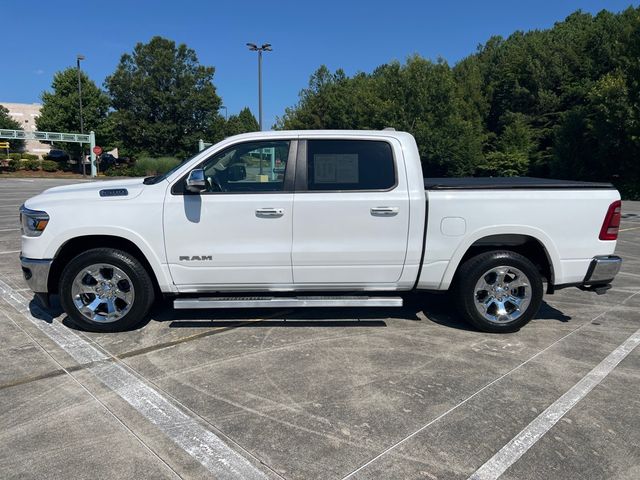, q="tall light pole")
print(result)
[220,105,228,120]
[76,54,86,177]
[246,43,272,131]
